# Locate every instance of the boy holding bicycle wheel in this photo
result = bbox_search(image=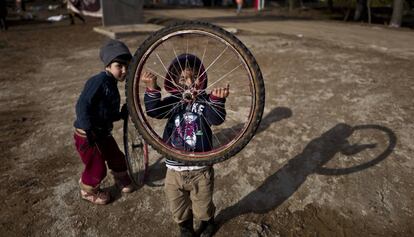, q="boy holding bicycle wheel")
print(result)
[142,54,230,237]
[73,39,134,205]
